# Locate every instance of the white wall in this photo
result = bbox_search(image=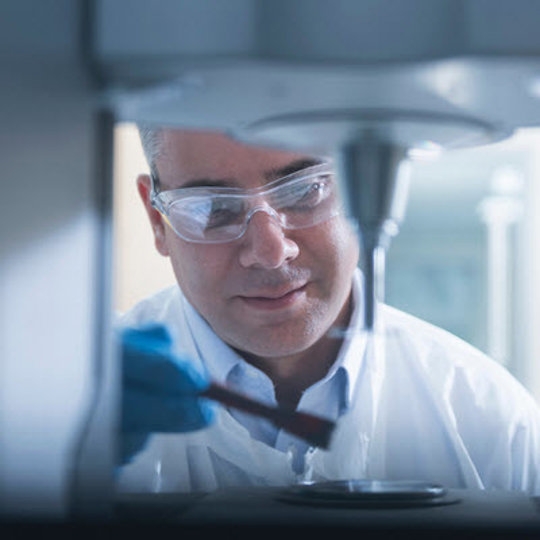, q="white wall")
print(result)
[113,123,175,313]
